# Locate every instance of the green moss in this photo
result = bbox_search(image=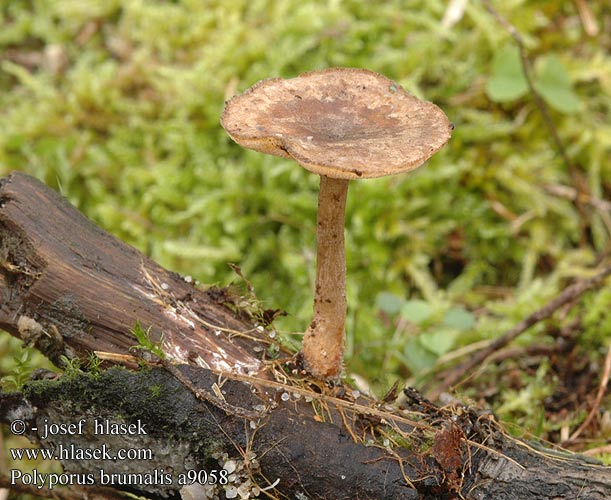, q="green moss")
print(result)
[22,366,209,437]
[148,384,163,398]
[131,321,165,359]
